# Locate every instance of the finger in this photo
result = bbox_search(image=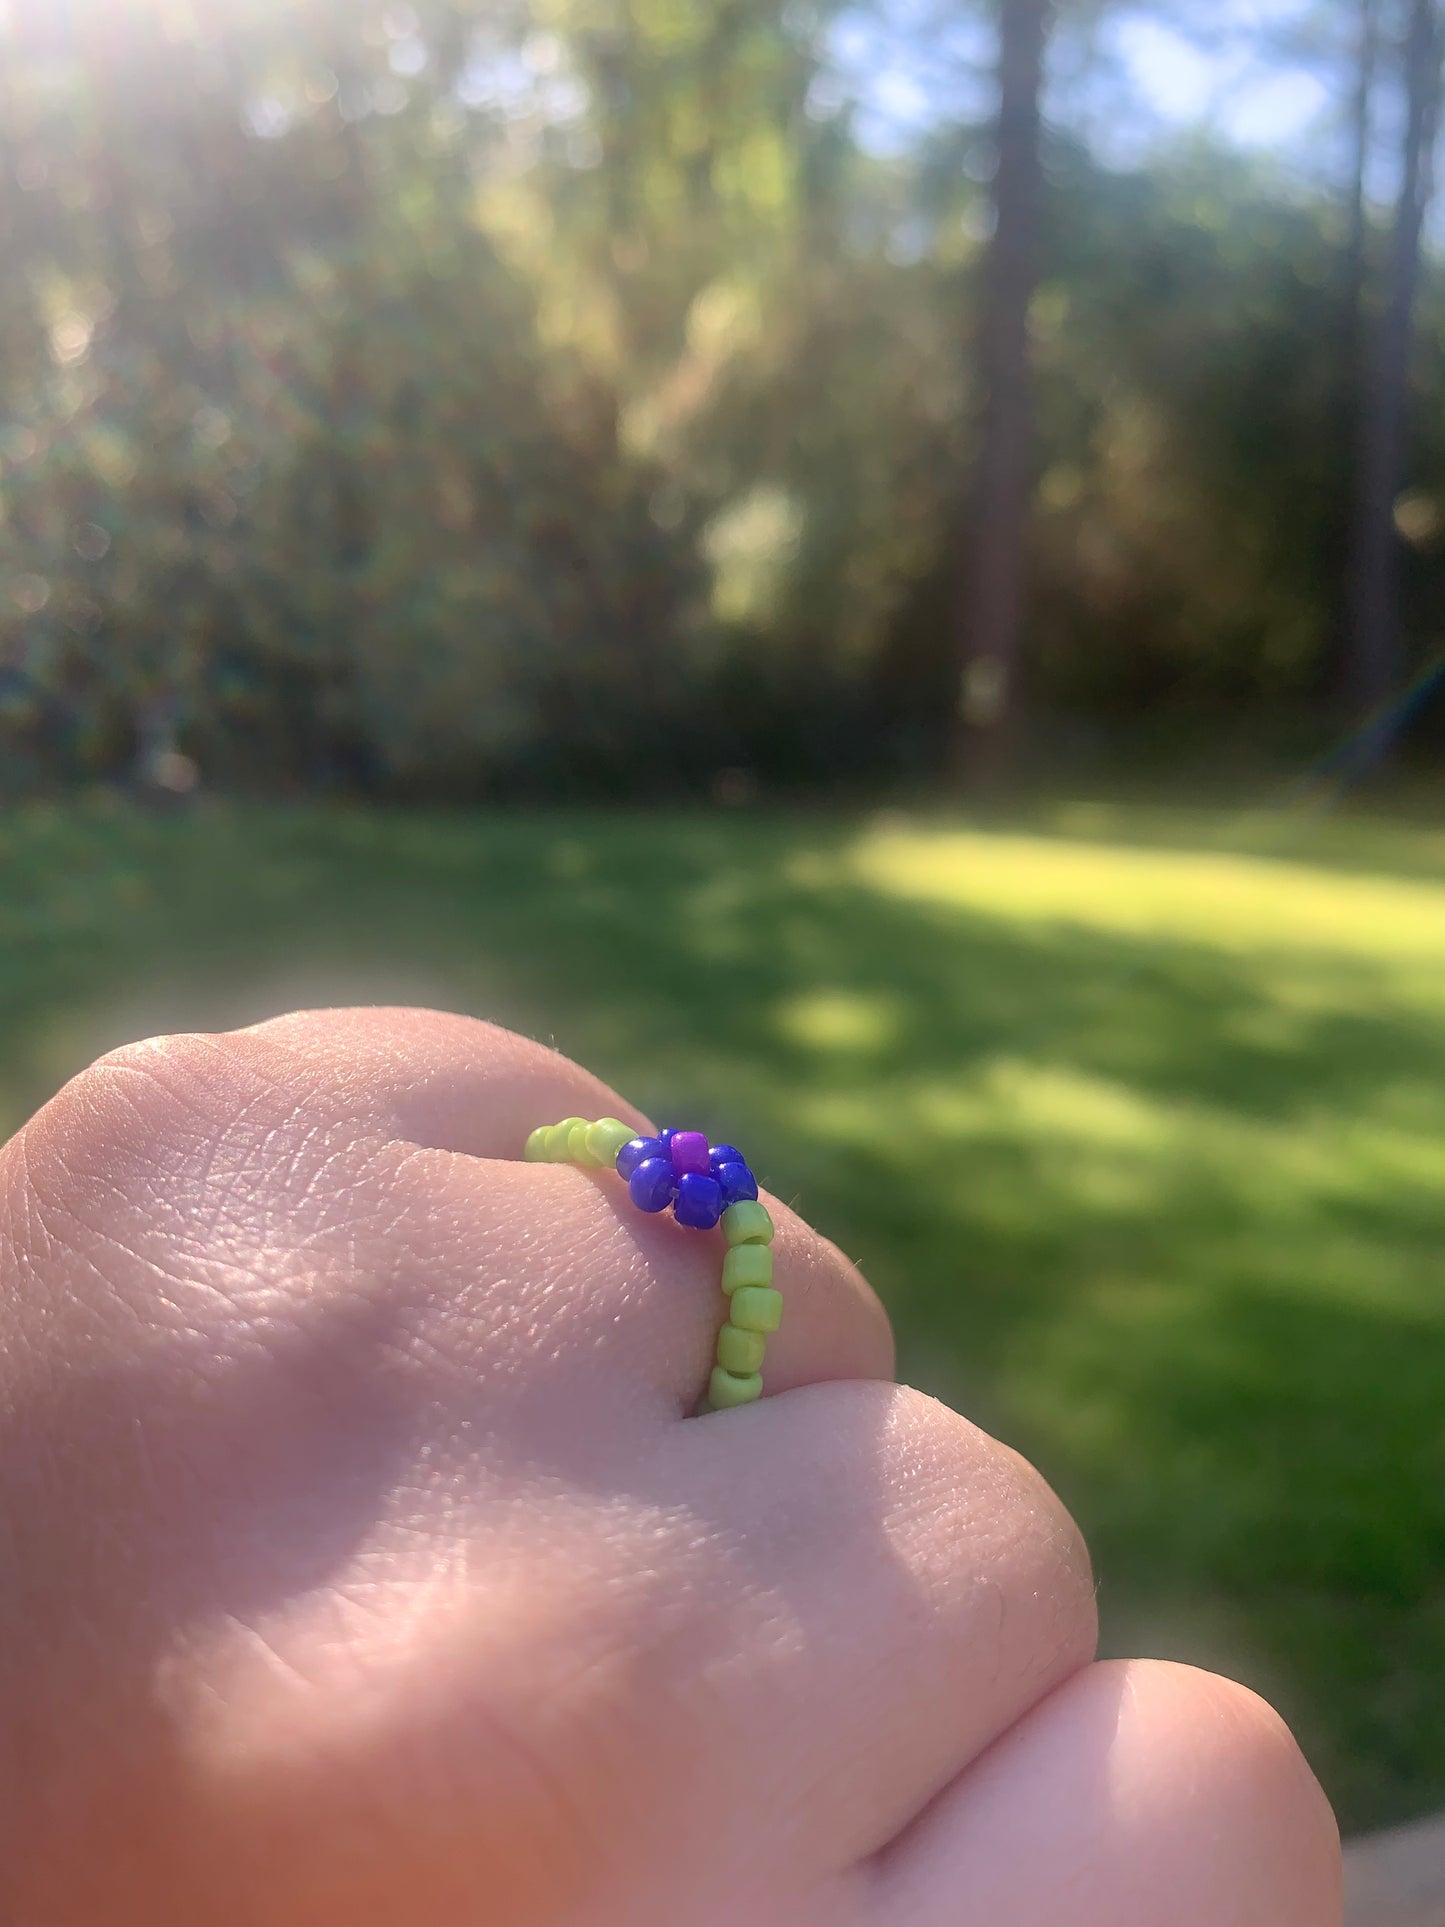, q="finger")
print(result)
[868,1659,1341,1927]
[24,1010,892,1416]
[356,1153,890,1426]
[243,1007,894,1397]
[626,1380,1098,1878]
[10,1011,613,1364]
